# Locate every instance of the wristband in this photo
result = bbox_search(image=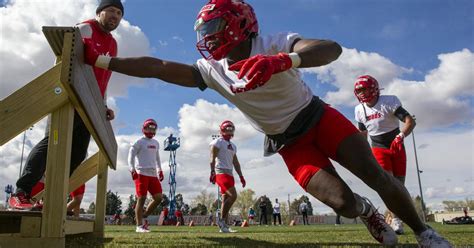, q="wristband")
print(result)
[95,55,111,69]
[398,132,405,139]
[288,52,301,68]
